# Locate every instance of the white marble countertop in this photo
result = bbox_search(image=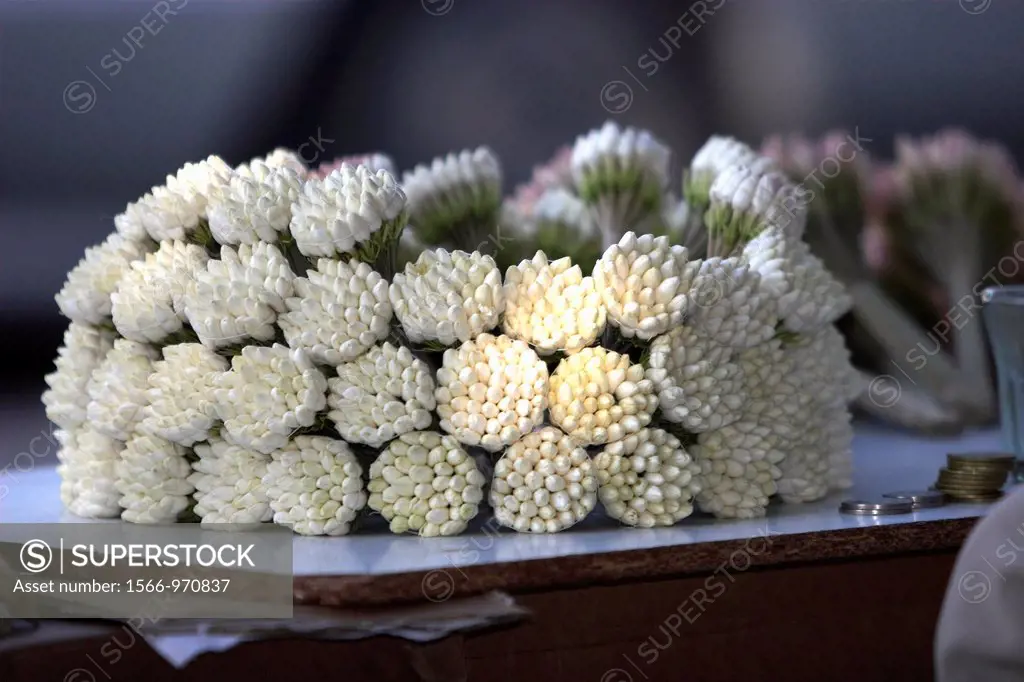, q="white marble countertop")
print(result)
[0,423,1008,577]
